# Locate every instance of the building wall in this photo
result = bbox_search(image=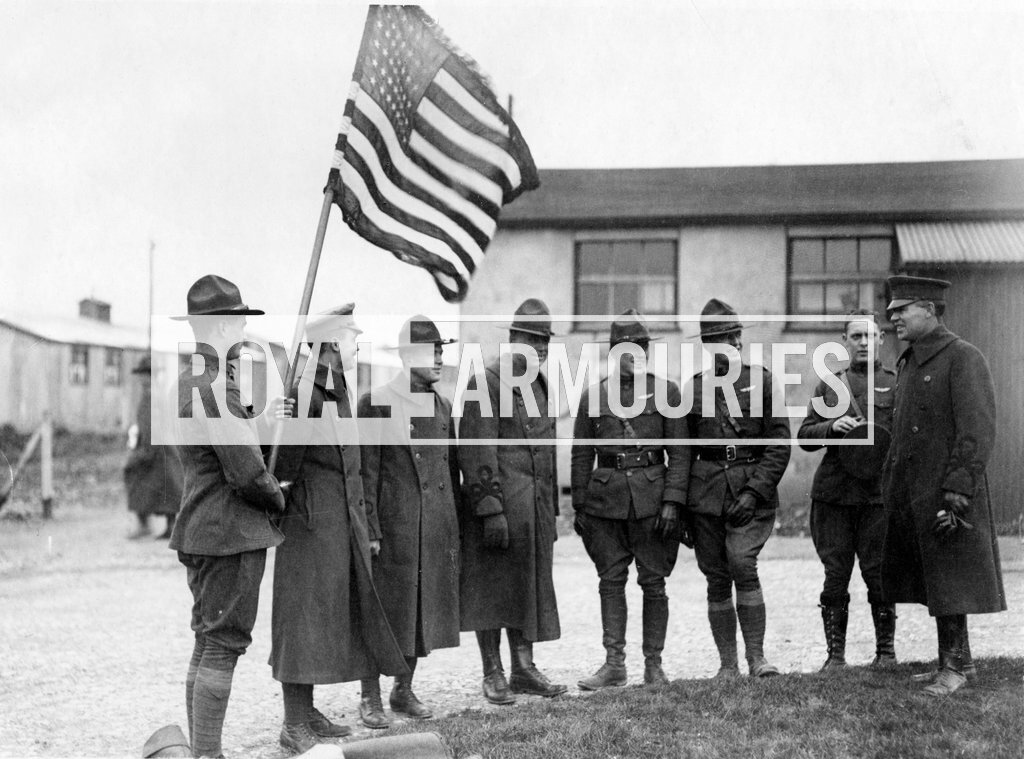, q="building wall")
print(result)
[907,264,1024,529]
[0,325,144,433]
